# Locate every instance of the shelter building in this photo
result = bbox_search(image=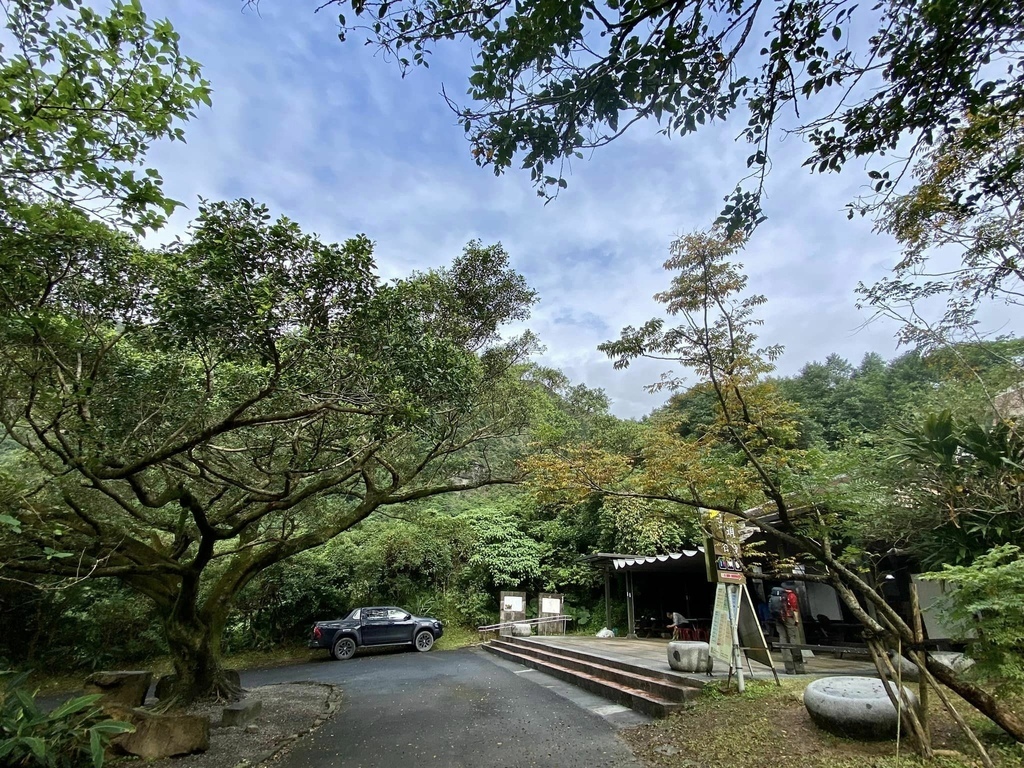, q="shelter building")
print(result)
[581,550,714,639]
